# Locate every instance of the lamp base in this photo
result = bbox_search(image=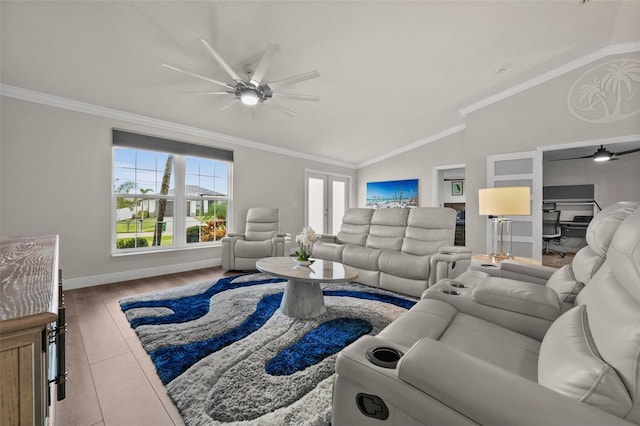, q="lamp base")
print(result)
[489,217,512,260]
